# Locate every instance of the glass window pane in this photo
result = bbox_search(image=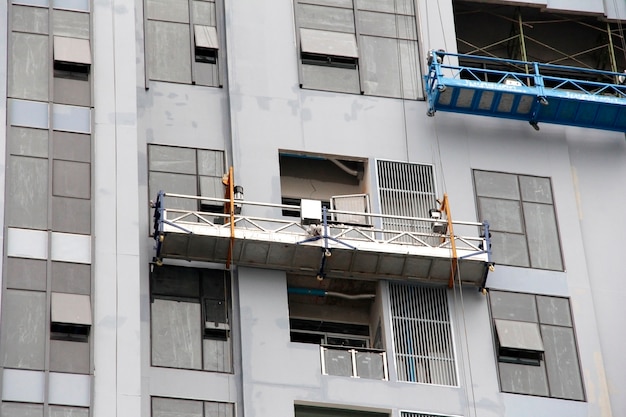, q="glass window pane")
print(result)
[12,5,49,34]
[358,11,416,39]
[192,1,216,26]
[360,36,402,98]
[498,361,549,396]
[523,202,563,270]
[149,145,197,174]
[1,290,46,370]
[494,319,543,351]
[474,170,519,199]
[356,0,414,15]
[53,36,91,65]
[197,149,224,176]
[490,231,530,267]
[53,10,90,39]
[53,0,90,12]
[51,292,92,325]
[152,397,202,417]
[541,325,584,400]
[151,299,202,369]
[52,104,91,133]
[146,20,192,83]
[194,25,219,49]
[151,265,200,298]
[537,296,572,326]
[520,176,553,203]
[398,39,421,99]
[146,0,190,23]
[299,28,358,57]
[149,172,198,212]
[301,64,360,94]
[7,155,48,229]
[478,197,523,233]
[10,33,49,101]
[490,290,538,322]
[299,0,353,8]
[204,402,234,417]
[203,337,232,372]
[297,3,355,33]
[199,176,223,199]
